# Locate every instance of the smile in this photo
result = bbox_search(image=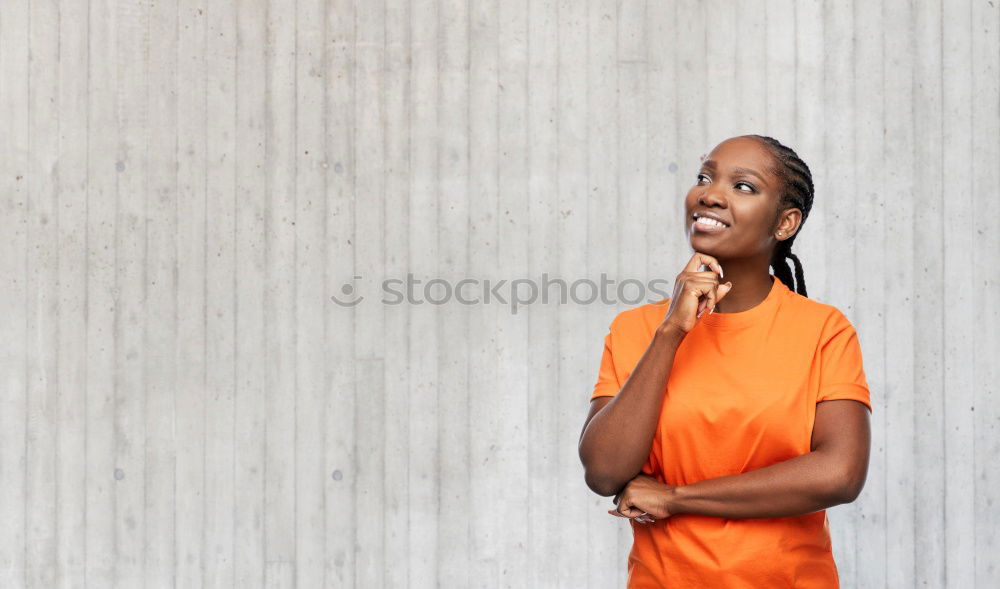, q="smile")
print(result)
[691,213,730,233]
[695,217,727,228]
